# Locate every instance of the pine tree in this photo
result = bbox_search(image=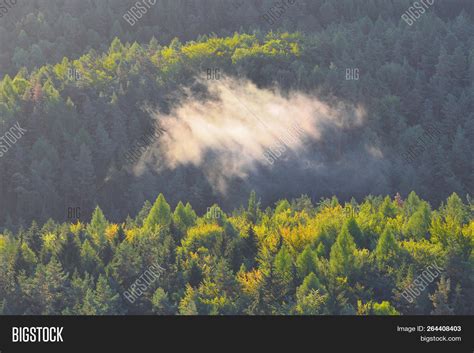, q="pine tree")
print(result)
[295,273,328,315]
[14,242,37,275]
[144,193,171,231]
[80,239,103,276]
[18,257,69,315]
[430,276,454,315]
[24,220,42,253]
[345,218,364,249]
[379,196,397,218]
[275,199,291,214]
[91,275,122,315]
[108,240,143,288]
[172,201,191,239]
[136,200,152,227]
[375,225,399,269]
[329,225,356,278]
[179,285,199,315]
[296,245,317,280]
[247,190,260,224]
[185,203,197,224]
[274,245,294,292]
[87,206,108,248]
[403,201,431,240]
[152,288,174,315]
